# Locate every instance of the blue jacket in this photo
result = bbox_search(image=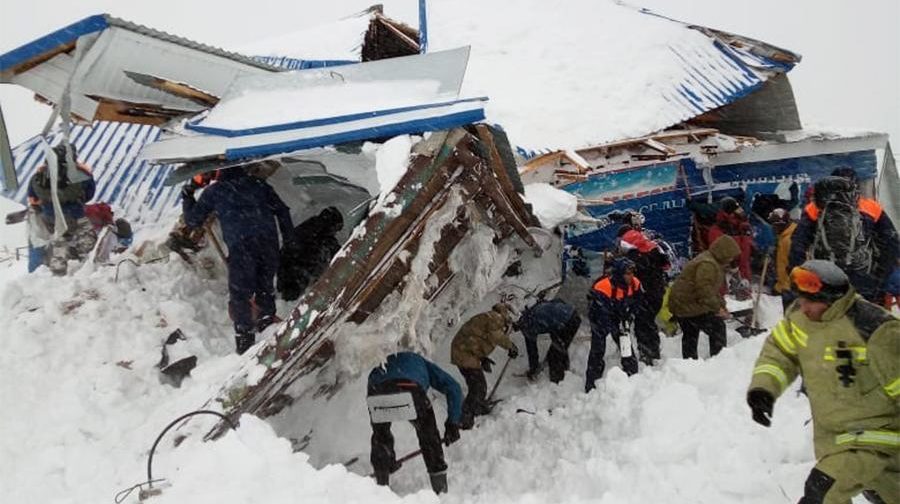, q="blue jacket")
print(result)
[516,299,576,339]
[183,171,293,248]
[368,352,463,424]
[516,299,577,369]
